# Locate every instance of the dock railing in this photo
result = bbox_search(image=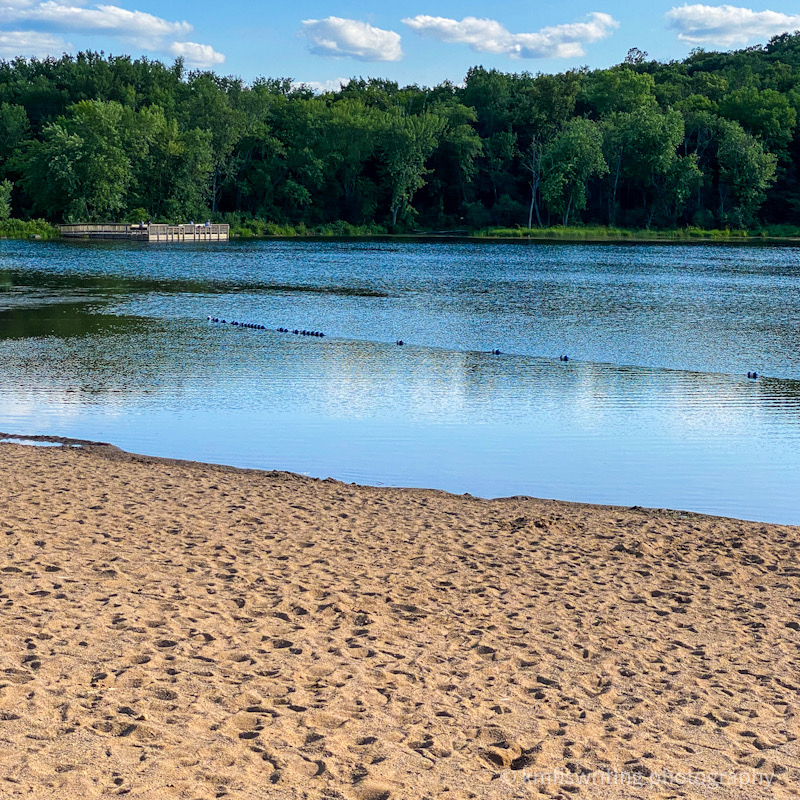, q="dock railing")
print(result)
[59,223,230,242]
